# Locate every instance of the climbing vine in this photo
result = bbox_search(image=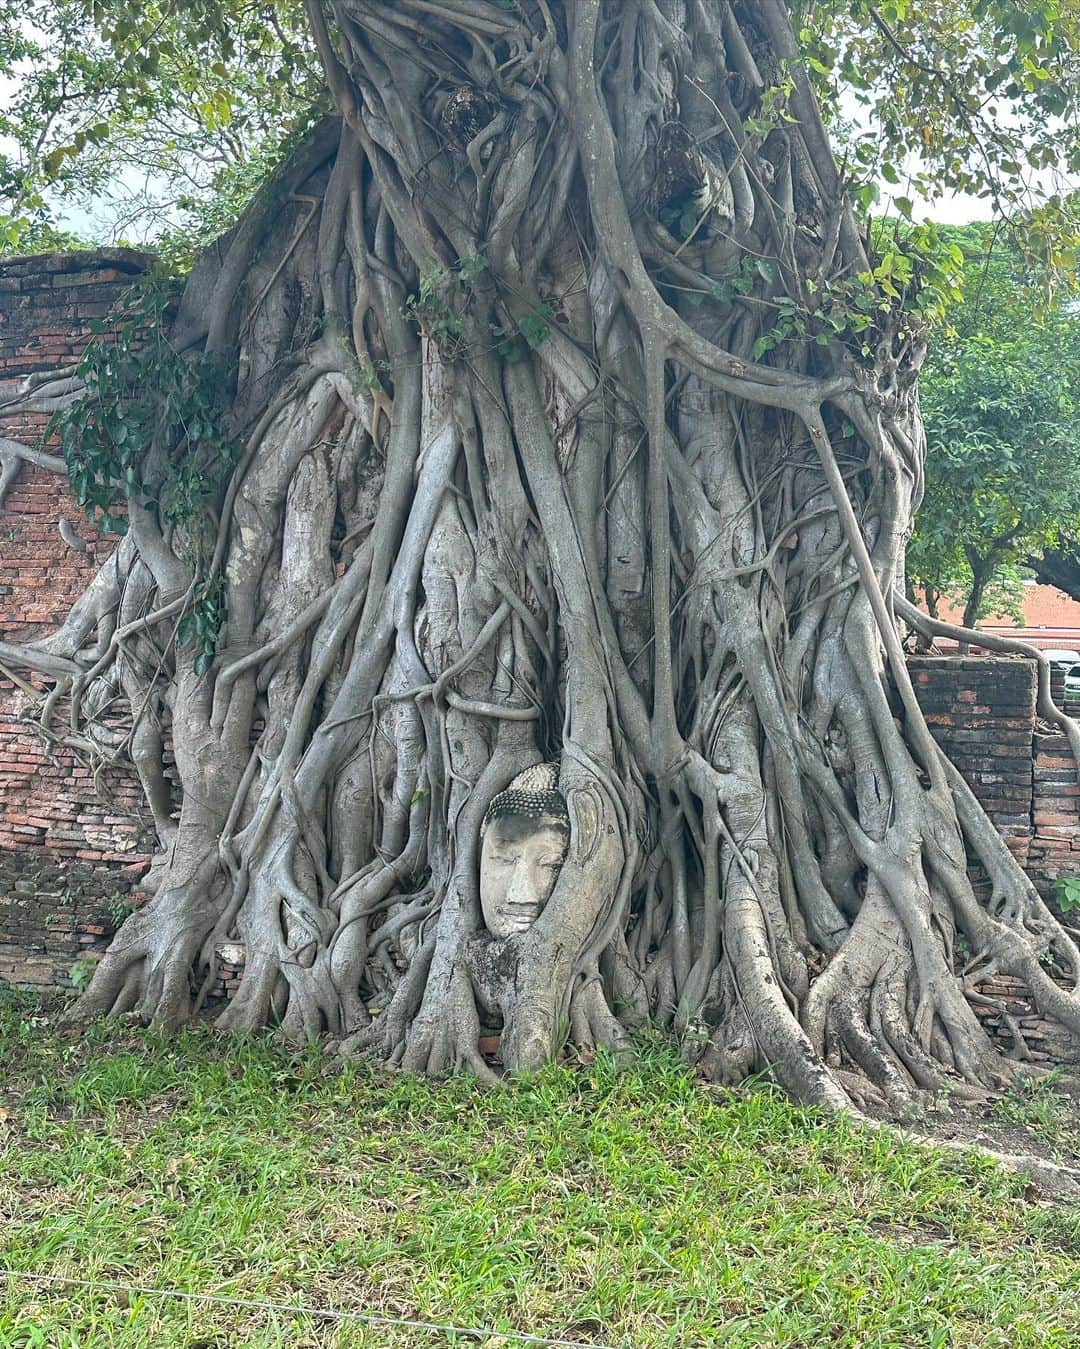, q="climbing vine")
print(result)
[49,272,237,540]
